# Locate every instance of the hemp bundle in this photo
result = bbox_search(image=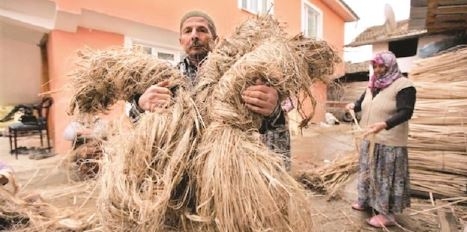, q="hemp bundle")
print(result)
[69,15,339,231]
[297,152,359,199]
[68,47,186,114]
[68,48,198,230]
[194,15,287,124]
[98,91,201,231]
[67,139,103,181]
[192,36,338,231]
[0,188,94,231]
